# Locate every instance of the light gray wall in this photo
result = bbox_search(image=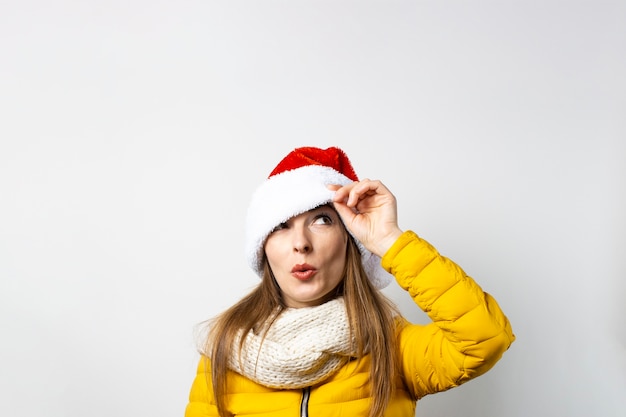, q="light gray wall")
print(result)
[1,1,624,416]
